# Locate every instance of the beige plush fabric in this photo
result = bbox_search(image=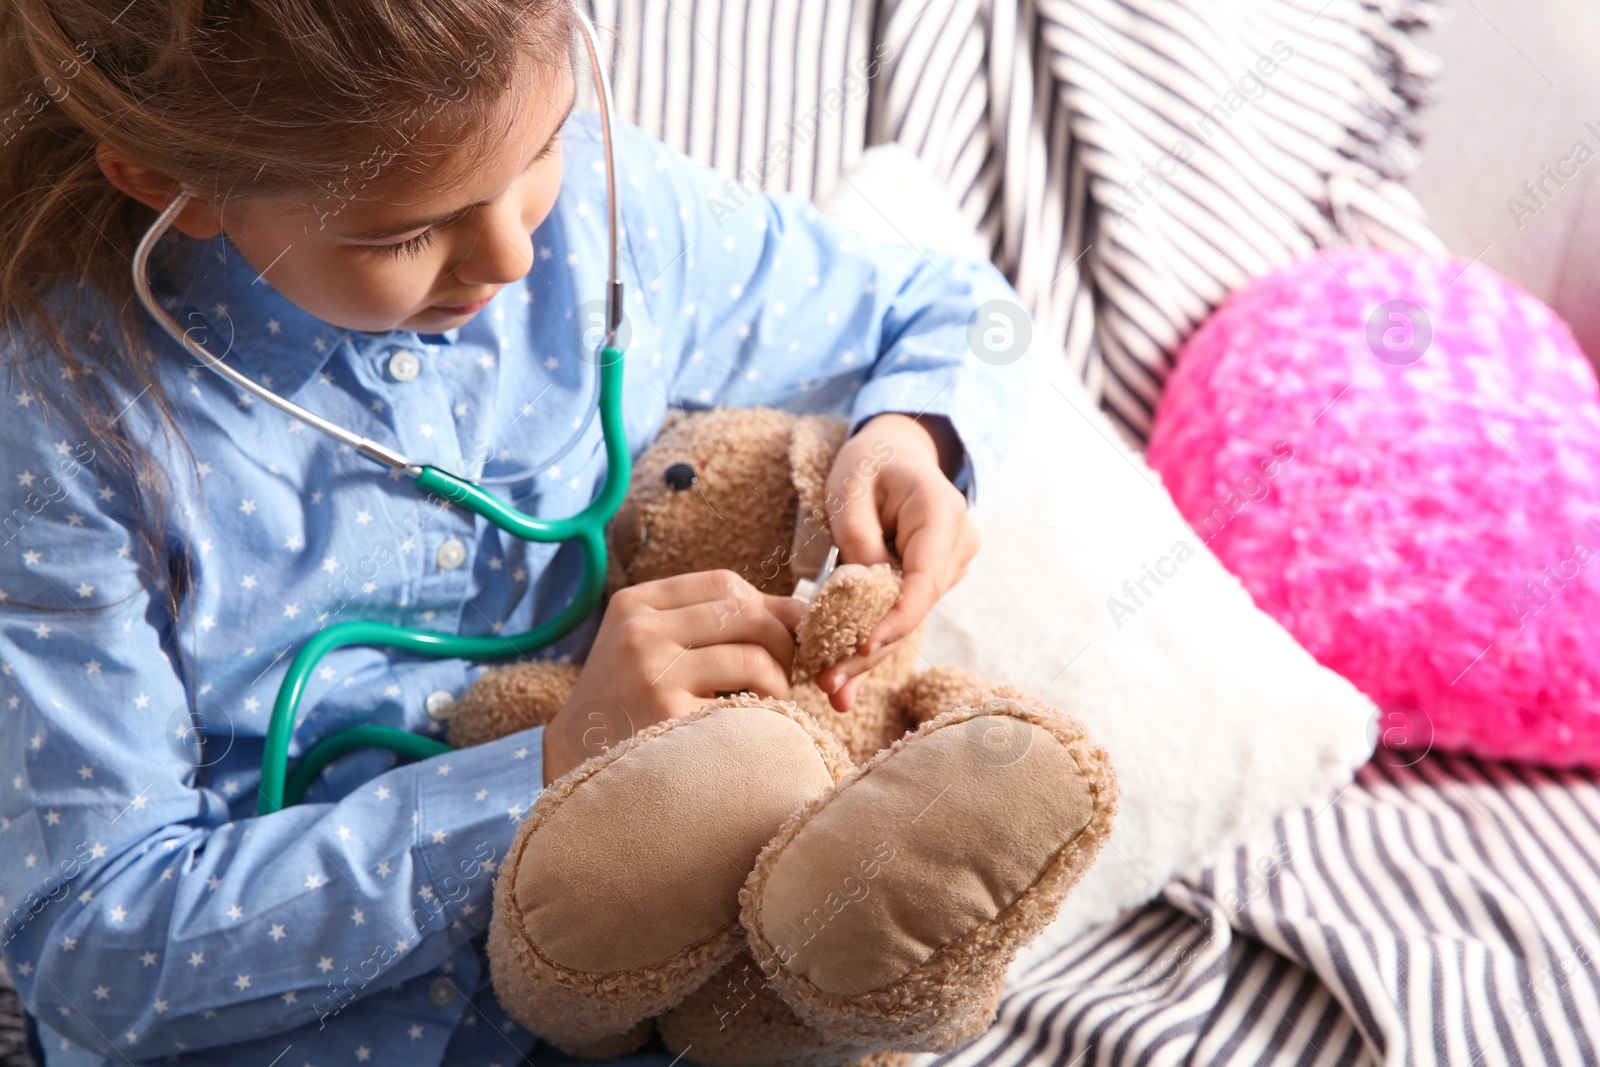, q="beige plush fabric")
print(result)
[758,714,1095,993]
[787,415,848,574]
[656,950,876,1067]
[607,406,819,595]
[487,697,854,1052]
[740,694,1117,1051]
[446,660,580,748]
[449,405,1121,1062]
[792,563,900,684]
